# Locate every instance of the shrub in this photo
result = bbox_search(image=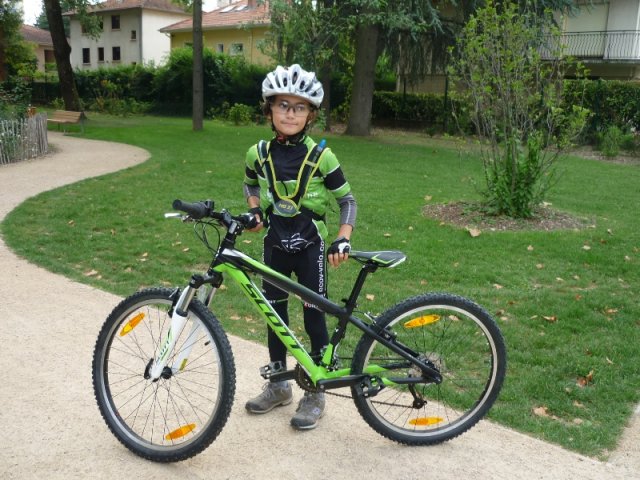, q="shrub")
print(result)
[599,125,623,157]
[226,103,255,125]
[449,0,588,218]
